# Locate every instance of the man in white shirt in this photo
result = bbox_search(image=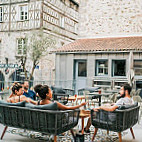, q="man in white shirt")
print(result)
[84,83,134,133]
